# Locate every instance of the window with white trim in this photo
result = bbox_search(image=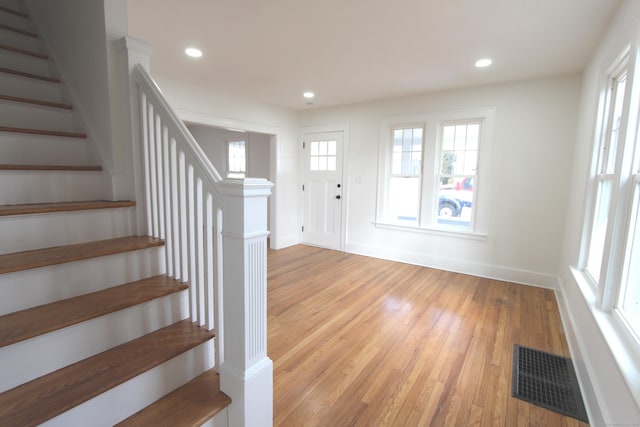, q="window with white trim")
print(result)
[227,140,246,178]
[377,109,493,233]
[581,45,640,343]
